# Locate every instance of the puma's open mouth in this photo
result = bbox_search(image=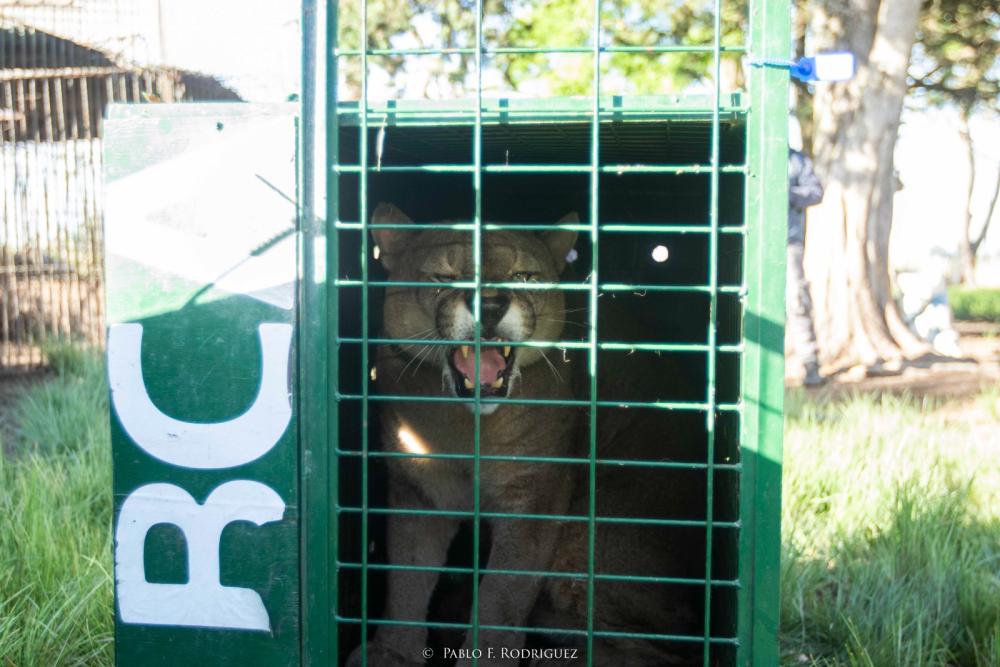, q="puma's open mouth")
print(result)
[447,339,515,399]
